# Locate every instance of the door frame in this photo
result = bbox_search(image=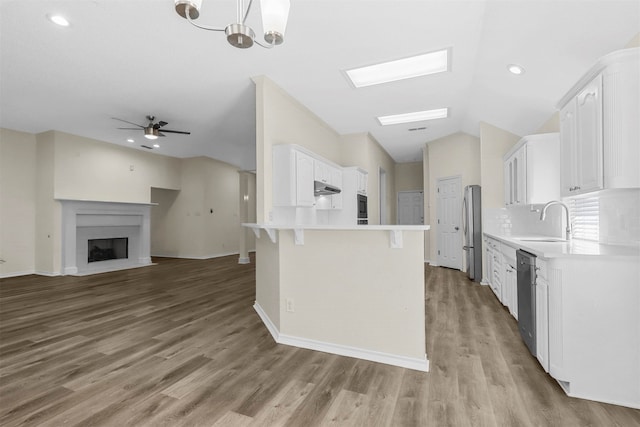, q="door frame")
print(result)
[436,175,462,270]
